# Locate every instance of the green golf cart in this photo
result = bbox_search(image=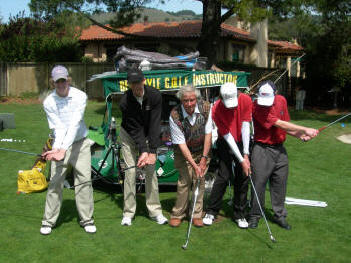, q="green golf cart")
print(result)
[88,69,250,188]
